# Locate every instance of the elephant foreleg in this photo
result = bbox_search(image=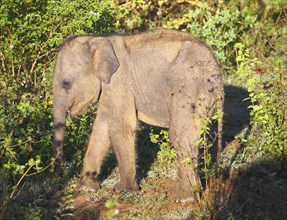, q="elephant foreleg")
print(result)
[79,109,111,191]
